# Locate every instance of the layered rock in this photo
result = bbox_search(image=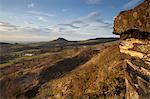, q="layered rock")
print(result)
[113,0,150,99]
[120,38,150,98]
